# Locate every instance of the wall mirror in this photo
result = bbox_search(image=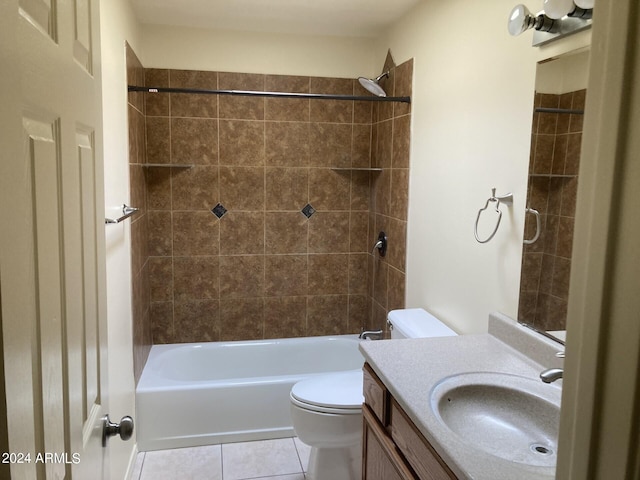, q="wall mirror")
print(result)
[517,48,590,344]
